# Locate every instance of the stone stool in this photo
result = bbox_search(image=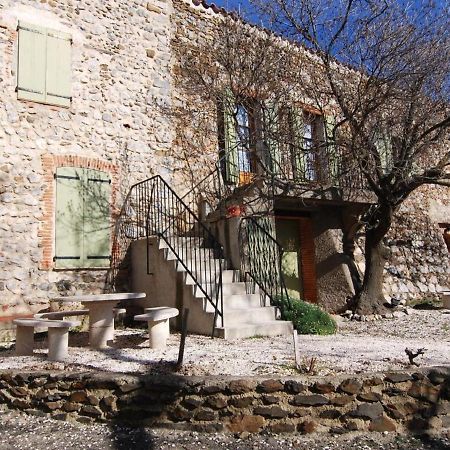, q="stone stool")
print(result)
[14,318,80,361]
[134,307,179,349]
[442,293,450,310]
